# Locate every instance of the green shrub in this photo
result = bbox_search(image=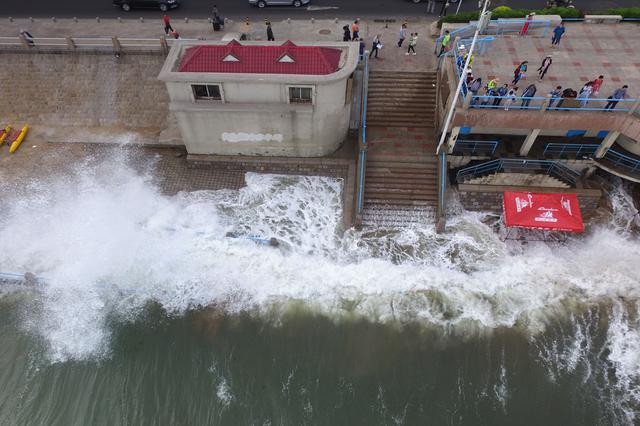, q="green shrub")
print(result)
[440,6,582,24]
[540,7,583,18]
[492,6,512,14]
[607,7,640,18]
[440,11,480,24]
